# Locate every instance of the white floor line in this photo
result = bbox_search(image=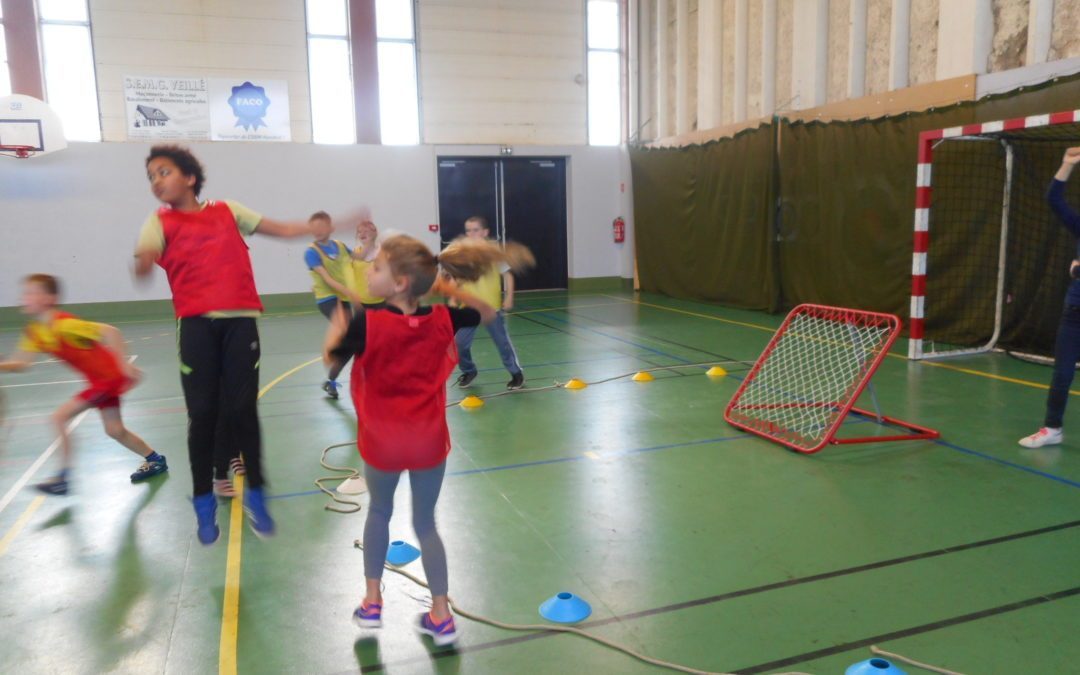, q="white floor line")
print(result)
[0,356,135,515]
[0,378,86,389]
[0,409,91,516]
